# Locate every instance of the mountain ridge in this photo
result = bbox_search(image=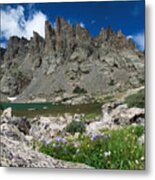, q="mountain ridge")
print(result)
[0,17,144,103]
